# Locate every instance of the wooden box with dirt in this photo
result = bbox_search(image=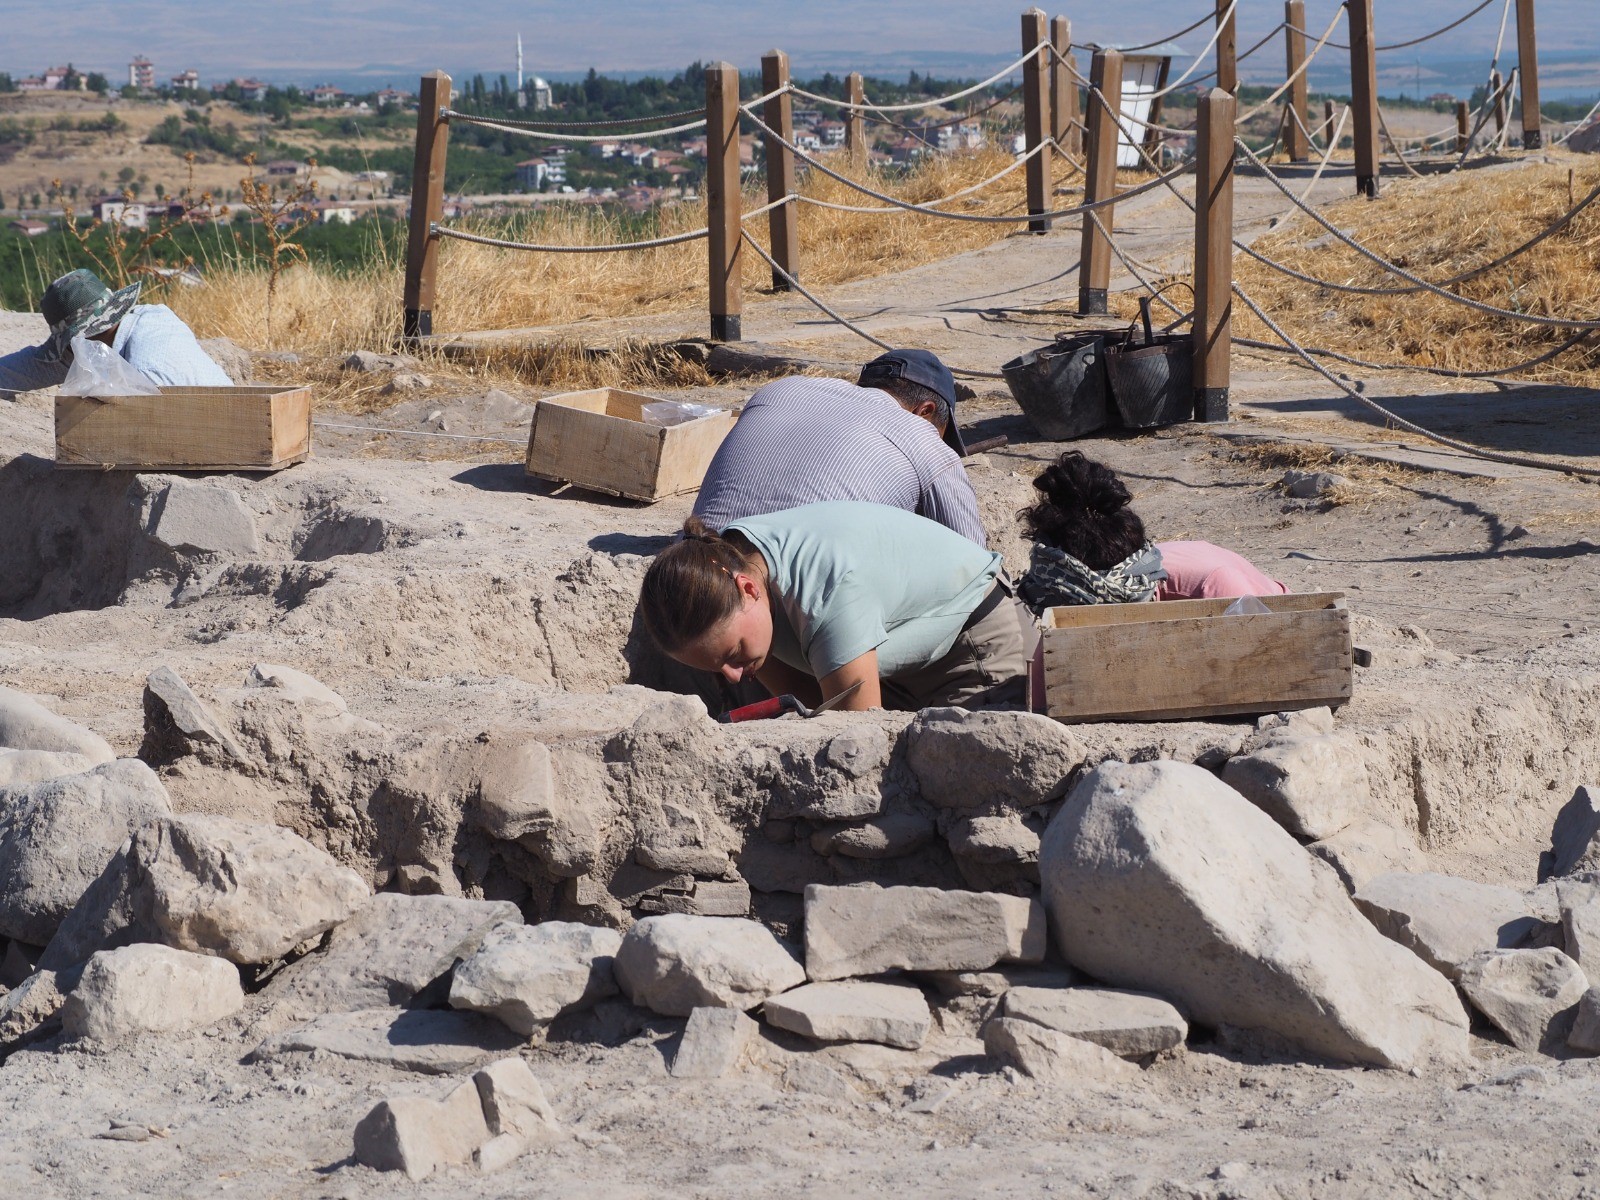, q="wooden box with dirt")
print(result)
[1036,592,1352,723]
[54,385,313,472]
[524,387,735,503]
